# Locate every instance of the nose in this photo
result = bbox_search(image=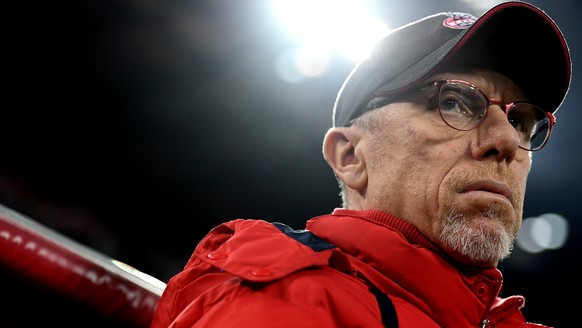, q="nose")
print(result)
[470,104,521,163]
